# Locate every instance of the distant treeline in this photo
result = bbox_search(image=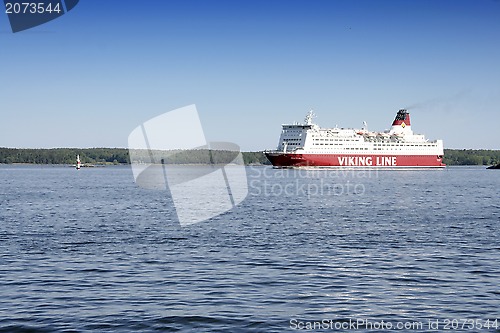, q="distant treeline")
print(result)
[443,149,500,166]
[0,148,498,166]
[0,148,271,165]
[128,148,270,165]
[0,148,129,165]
